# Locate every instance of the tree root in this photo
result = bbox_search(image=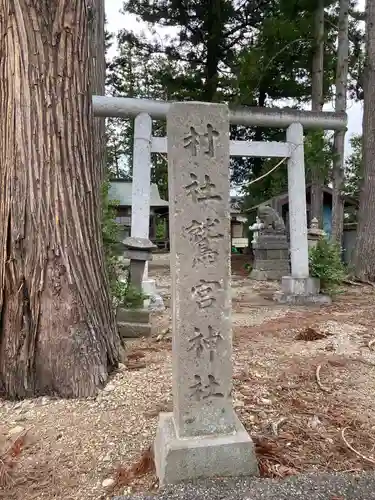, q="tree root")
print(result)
[343,279,363,286]
[315,364,332,393]
[348,277,375,288]
[271,417,287,436]
[341,427,375,465]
